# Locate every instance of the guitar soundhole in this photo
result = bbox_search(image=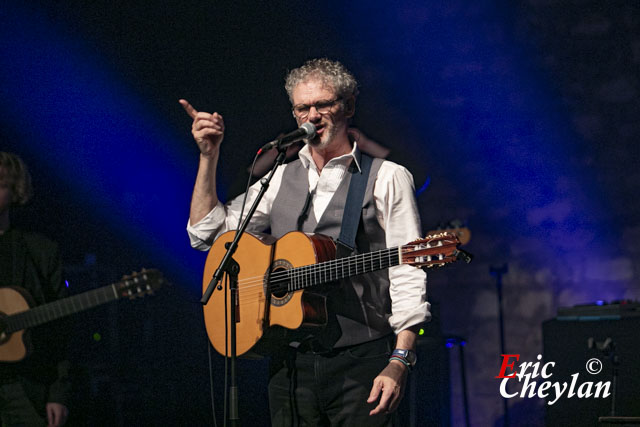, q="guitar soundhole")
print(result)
[267,260,293,306]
